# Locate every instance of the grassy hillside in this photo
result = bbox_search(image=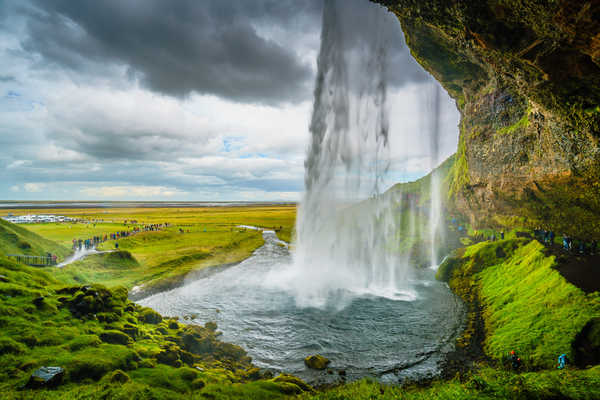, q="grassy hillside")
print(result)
[438,239,600,368]
[0,255,313,399]
[54,229,264,296]
[0,219,69,260]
